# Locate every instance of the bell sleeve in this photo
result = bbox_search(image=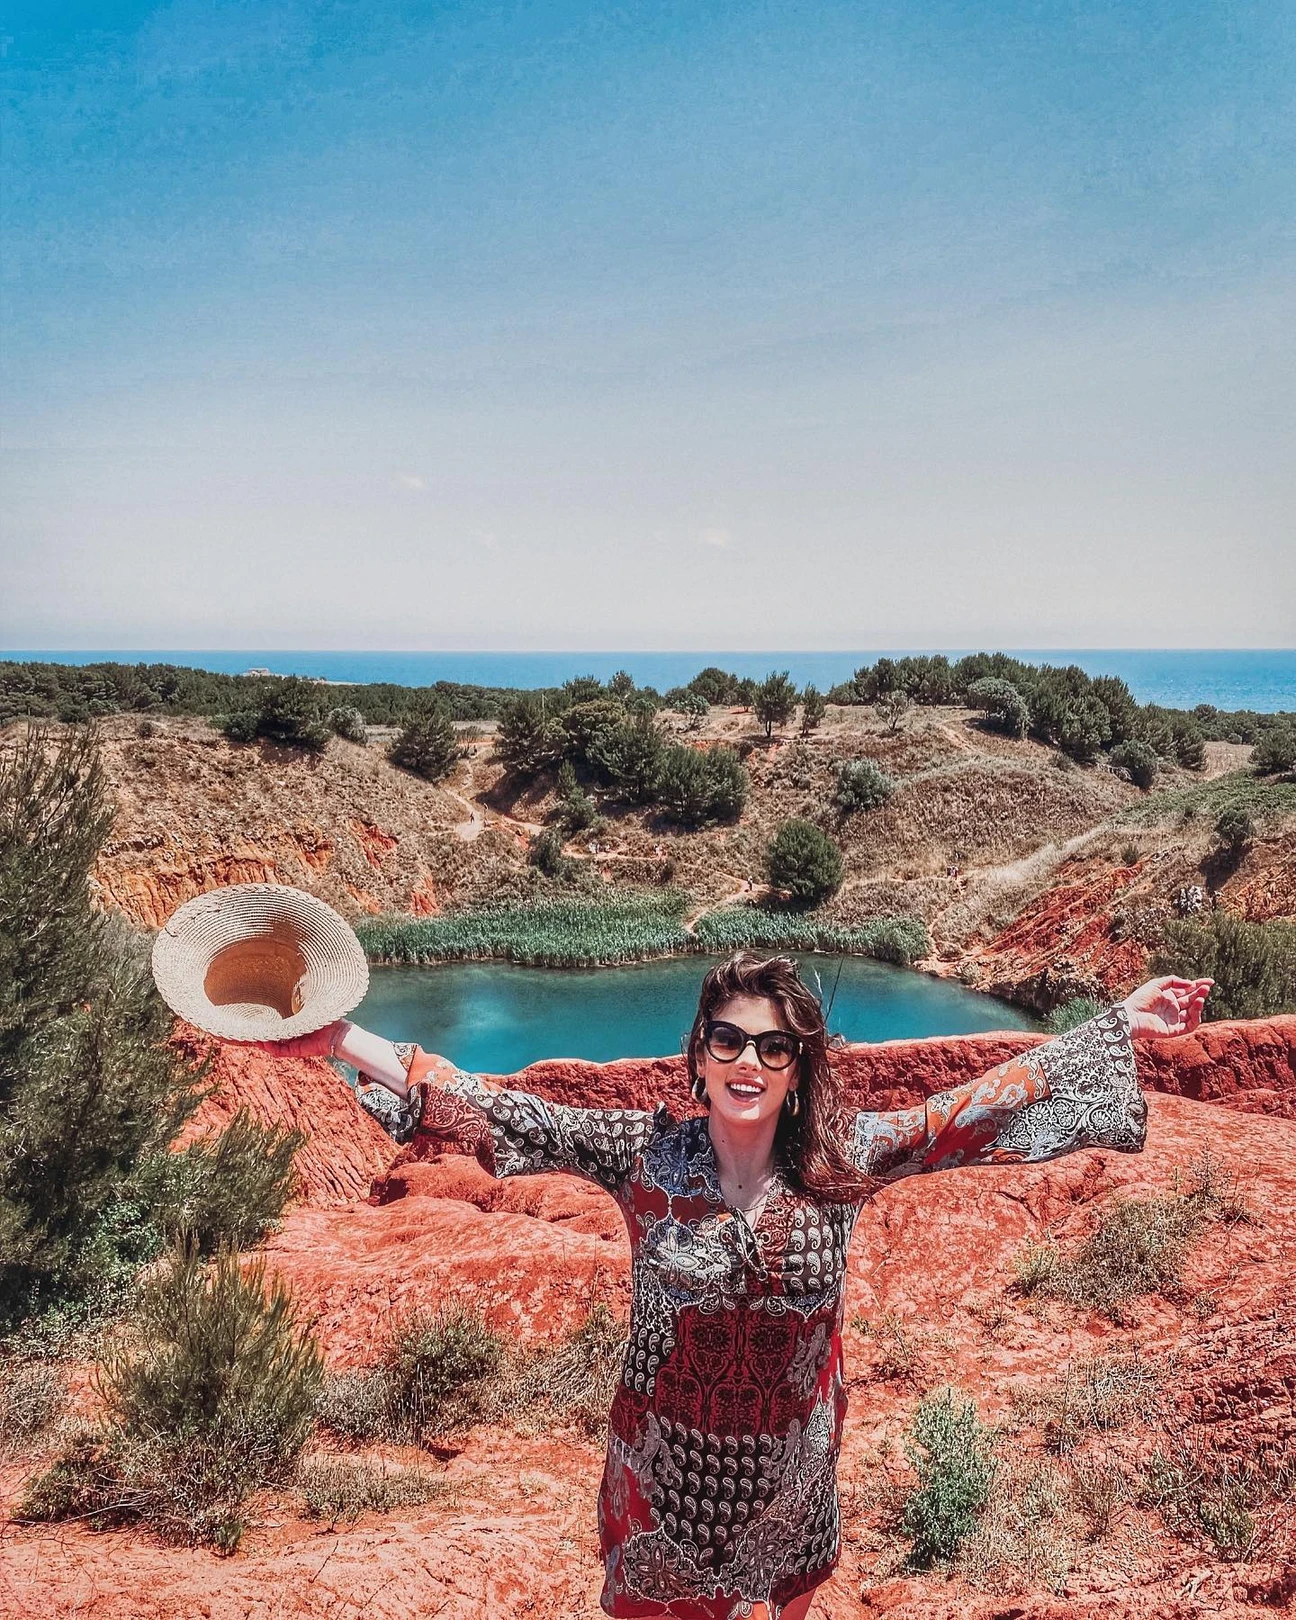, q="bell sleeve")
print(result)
[353,1043,663,1197]
[851,1005,1146,1182]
